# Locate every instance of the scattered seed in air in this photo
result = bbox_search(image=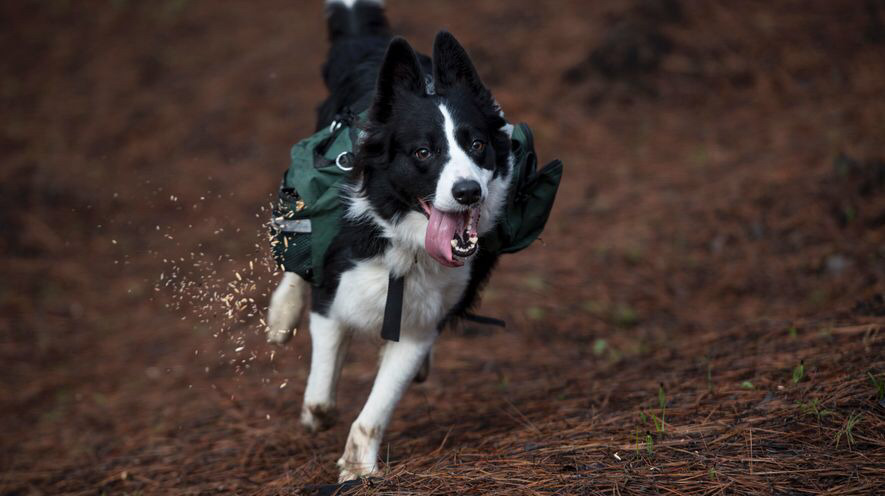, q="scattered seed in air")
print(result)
[153,212,288,376]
